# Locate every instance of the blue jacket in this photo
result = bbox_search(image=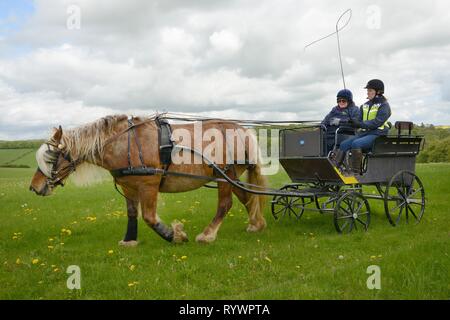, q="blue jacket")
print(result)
[321,102,360,136]
[358,96,391,136]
